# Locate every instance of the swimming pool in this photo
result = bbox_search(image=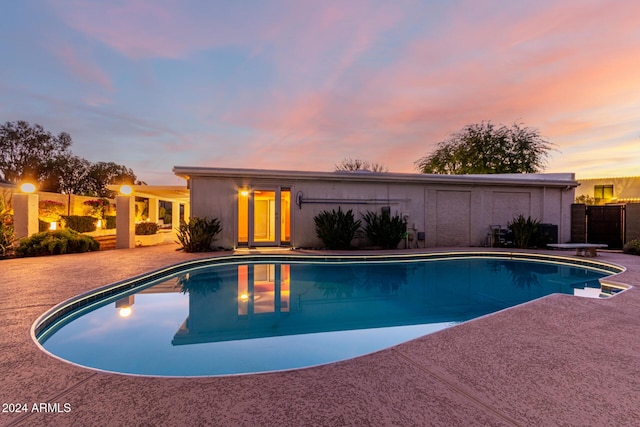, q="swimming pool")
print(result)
[34,252,624,377]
